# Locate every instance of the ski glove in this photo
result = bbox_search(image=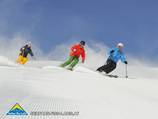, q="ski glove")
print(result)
[124,61,128,64]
